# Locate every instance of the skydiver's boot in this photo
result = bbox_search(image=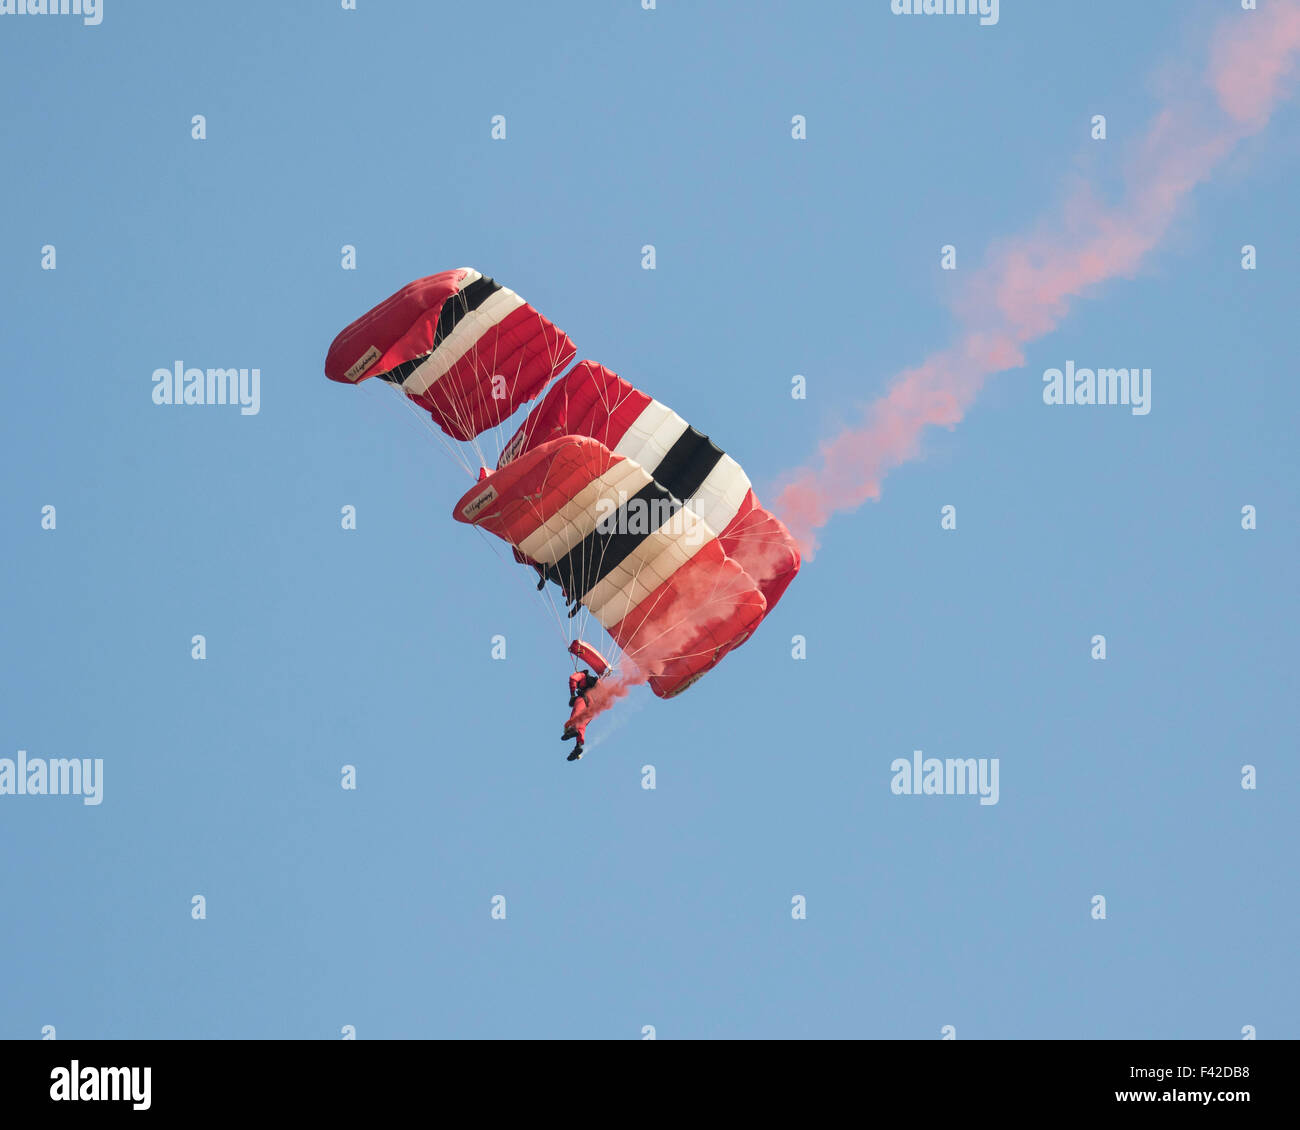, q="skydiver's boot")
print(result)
[567,740,584,762]
[561,726,577,742]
